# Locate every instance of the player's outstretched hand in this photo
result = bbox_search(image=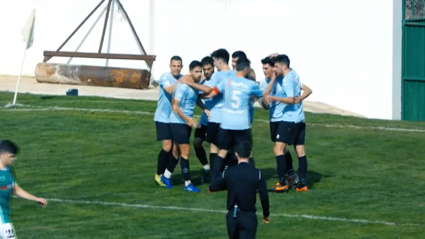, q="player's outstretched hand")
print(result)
[187,118,198,128]
[268,53,279,58]
[36,197,48,207]
[263,217,270,224]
